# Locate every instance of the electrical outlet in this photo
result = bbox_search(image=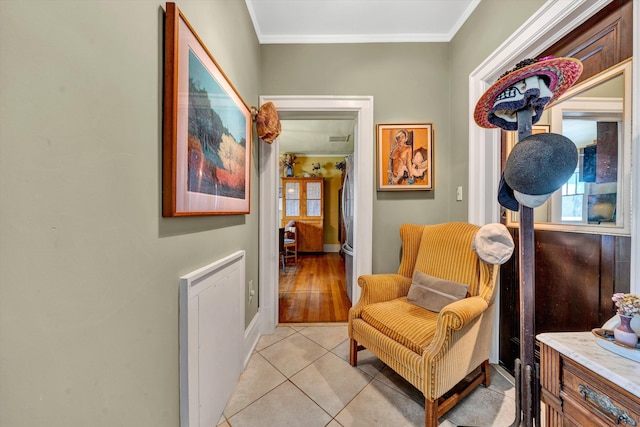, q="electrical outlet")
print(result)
[248,280,254,303]
[456,186,463,201]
